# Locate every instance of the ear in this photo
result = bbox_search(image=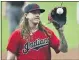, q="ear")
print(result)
[24,13,28,19]
[24,13,27,17]
[24,13,29,20]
